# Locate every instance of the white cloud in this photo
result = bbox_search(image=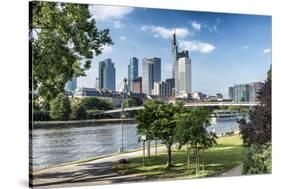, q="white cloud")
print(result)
[263,49,271,53]
[120,36,126,40]
[101,45,113,54]
[141,25,192,39]
[179,40,215,54]
[191,21,201,30]
[90,5,134,21]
